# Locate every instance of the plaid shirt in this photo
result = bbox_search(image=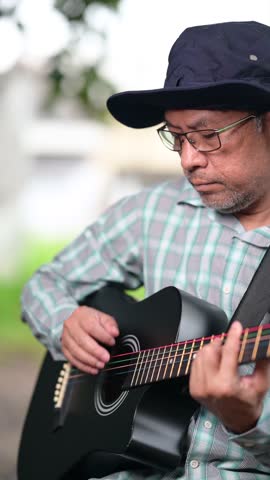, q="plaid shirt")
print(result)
[22,176,270,479]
